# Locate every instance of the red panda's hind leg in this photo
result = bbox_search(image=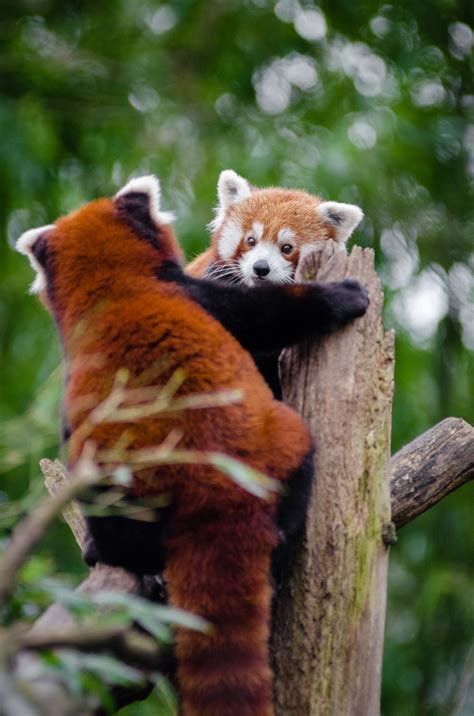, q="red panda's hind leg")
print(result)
[272,447,314,591]
[84,507,170,575]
